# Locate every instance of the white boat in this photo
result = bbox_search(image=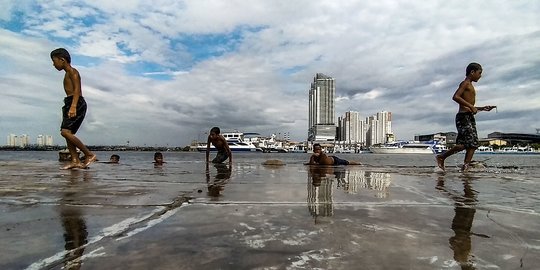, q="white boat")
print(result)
[288,144,307,153]
[476,146,494,154]
[493,146,538,154]
[197,131,260,152]
[369,141,446,154]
